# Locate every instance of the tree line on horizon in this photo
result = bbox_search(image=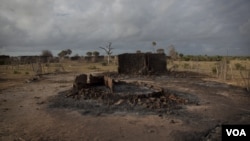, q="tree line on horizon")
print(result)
[1,41,249,62]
